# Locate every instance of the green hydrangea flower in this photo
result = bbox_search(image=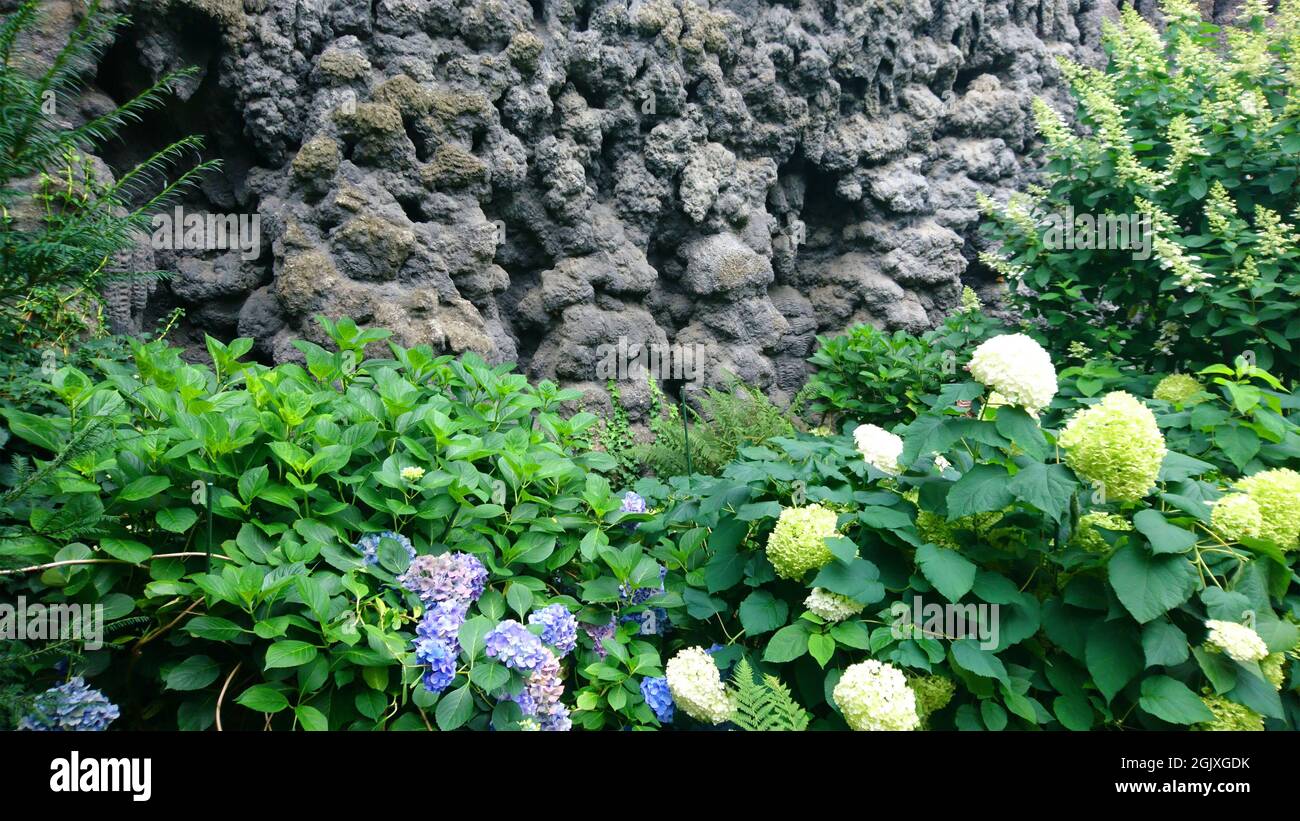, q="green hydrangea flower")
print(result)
[910,675,956,719]
[1058,391,1167,503]
[1069,511,1132,552]
[765,504,839,580]
[1262,653,1286,690]
[1152,373,1206,405]
[1235,468,1300,549]
[1196,695,1264,731]
[1209,493,1263,542]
